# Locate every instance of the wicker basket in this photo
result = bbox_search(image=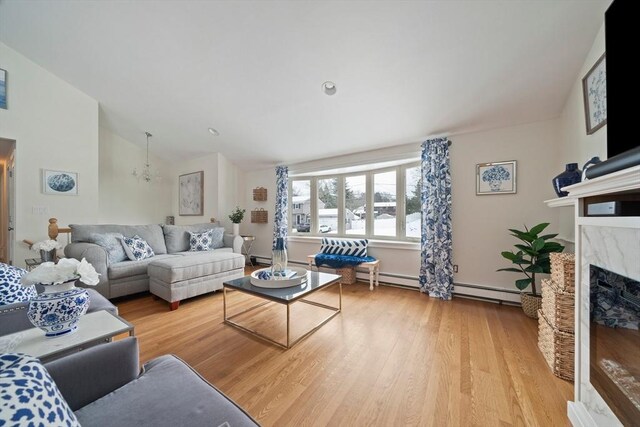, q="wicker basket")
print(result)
[538,310,575,381]
[550,252,575,292]
[521,293,542,319]
[541,279,575,333]
[337,266,357,284]
[251,209,268,224]
[253,187,267,201]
